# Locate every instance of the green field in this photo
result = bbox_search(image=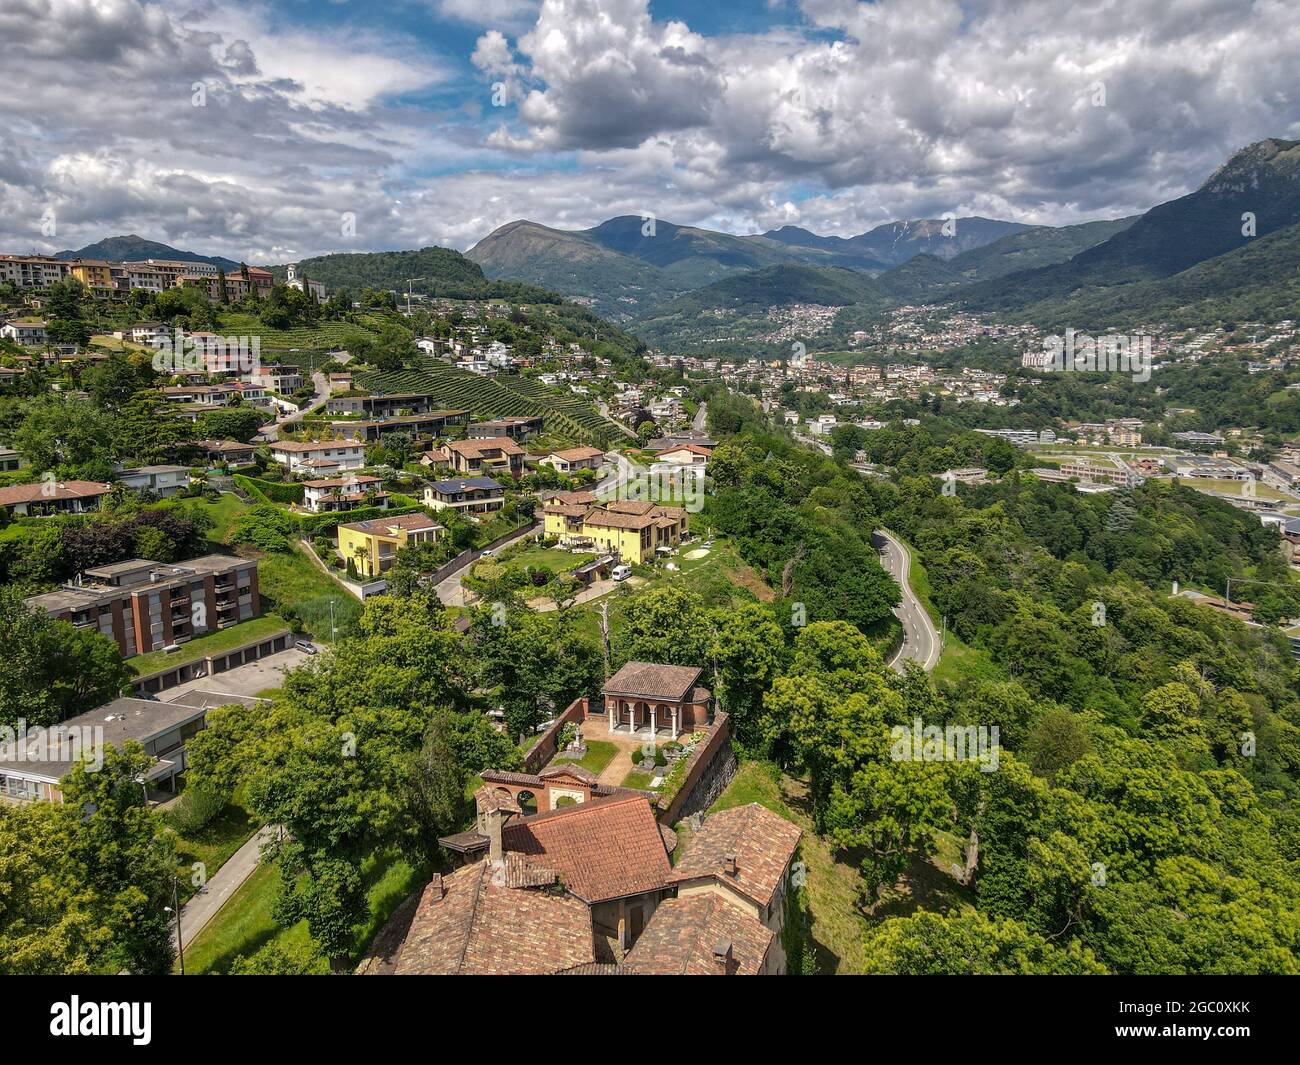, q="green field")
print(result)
[177,493,362,640]
[355,361,618,446]
[181,850,426,975]
[550,739,618,776]
[169,798,260,904]
[215,312,386,353]
[1174,476,1297,502]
